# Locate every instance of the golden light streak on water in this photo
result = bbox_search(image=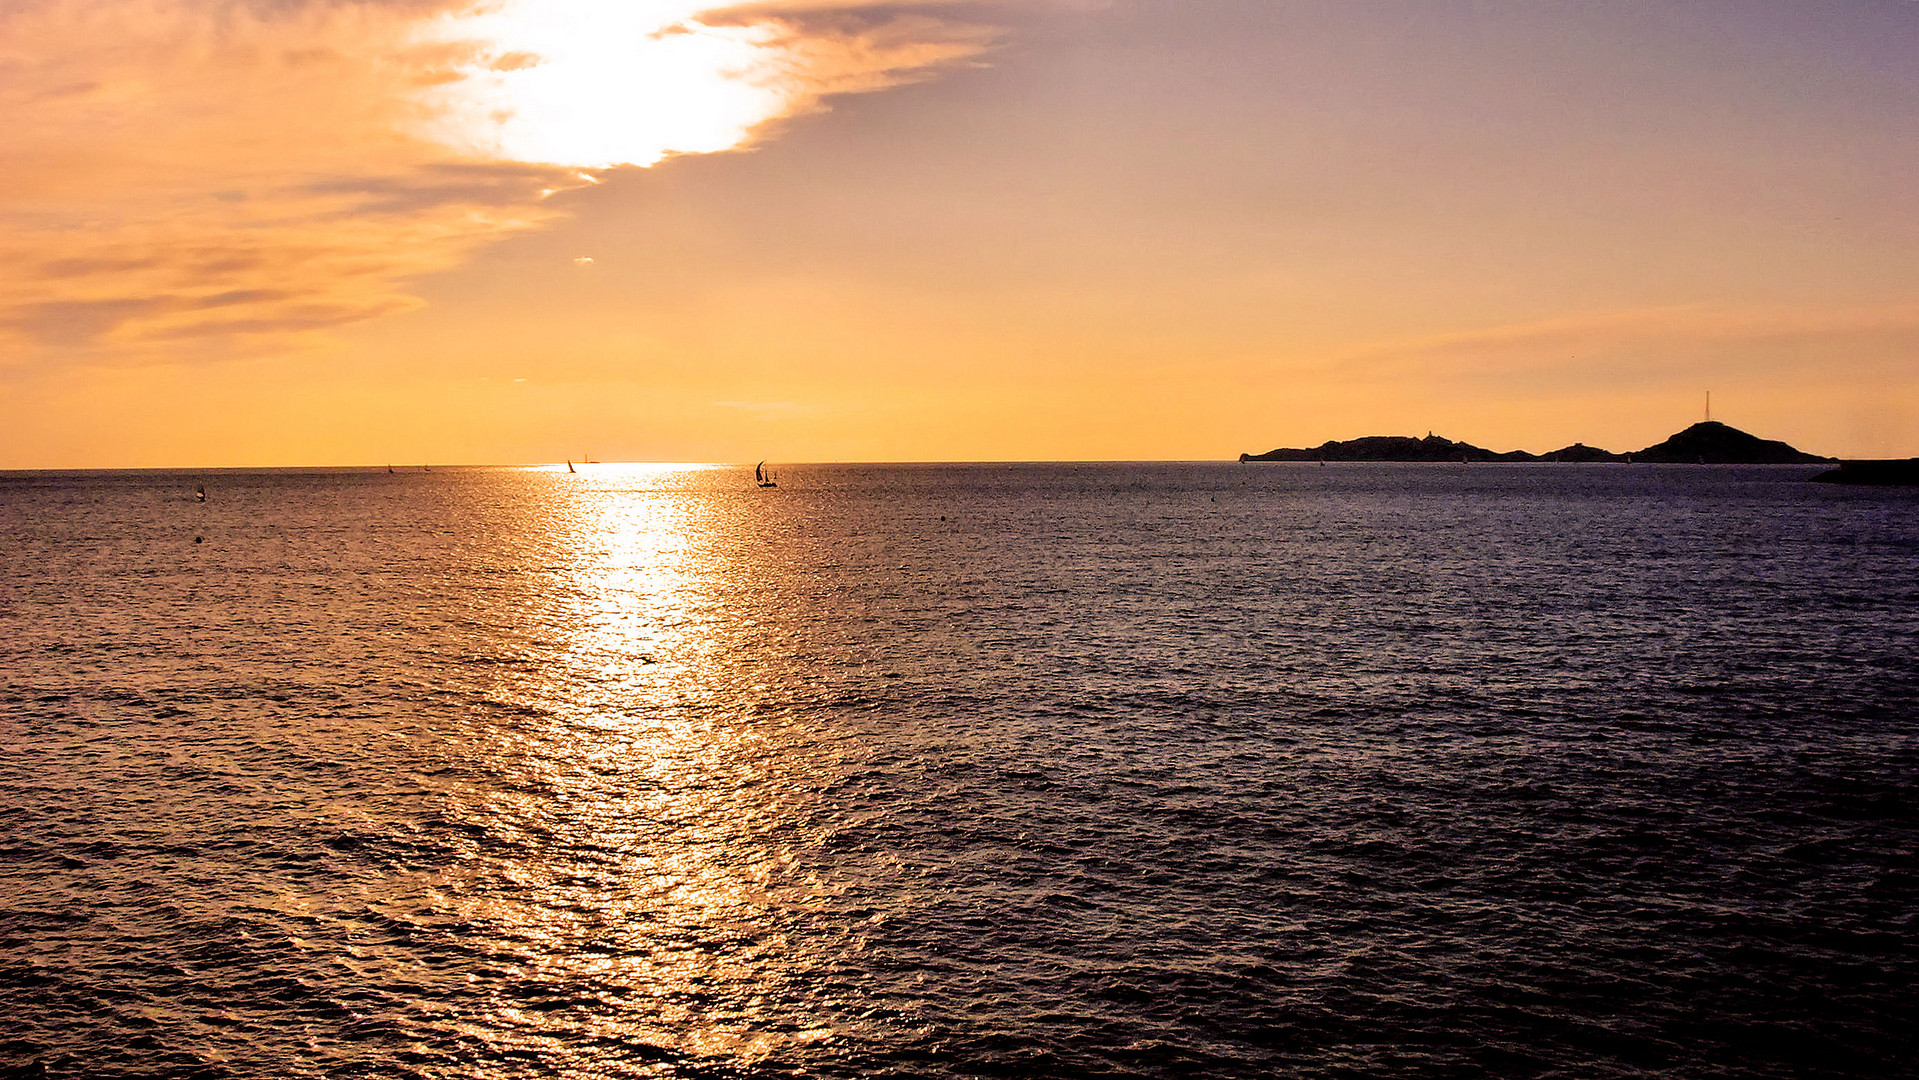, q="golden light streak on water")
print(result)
[439,463,845,1066]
